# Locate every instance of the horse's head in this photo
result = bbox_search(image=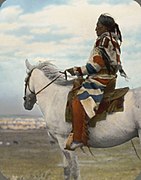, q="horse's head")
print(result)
[23,59,73,110]
[23,93,37,110]
[23,60,37,110]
